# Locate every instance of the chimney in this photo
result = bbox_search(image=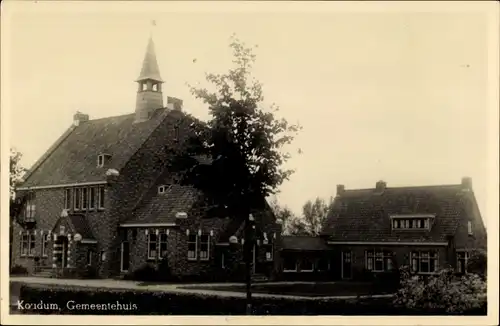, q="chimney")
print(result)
[461,177,472,191]
[375,180,387,192]
[336,184,345,196]
[167,96,183,111]
[73,111,89,126]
